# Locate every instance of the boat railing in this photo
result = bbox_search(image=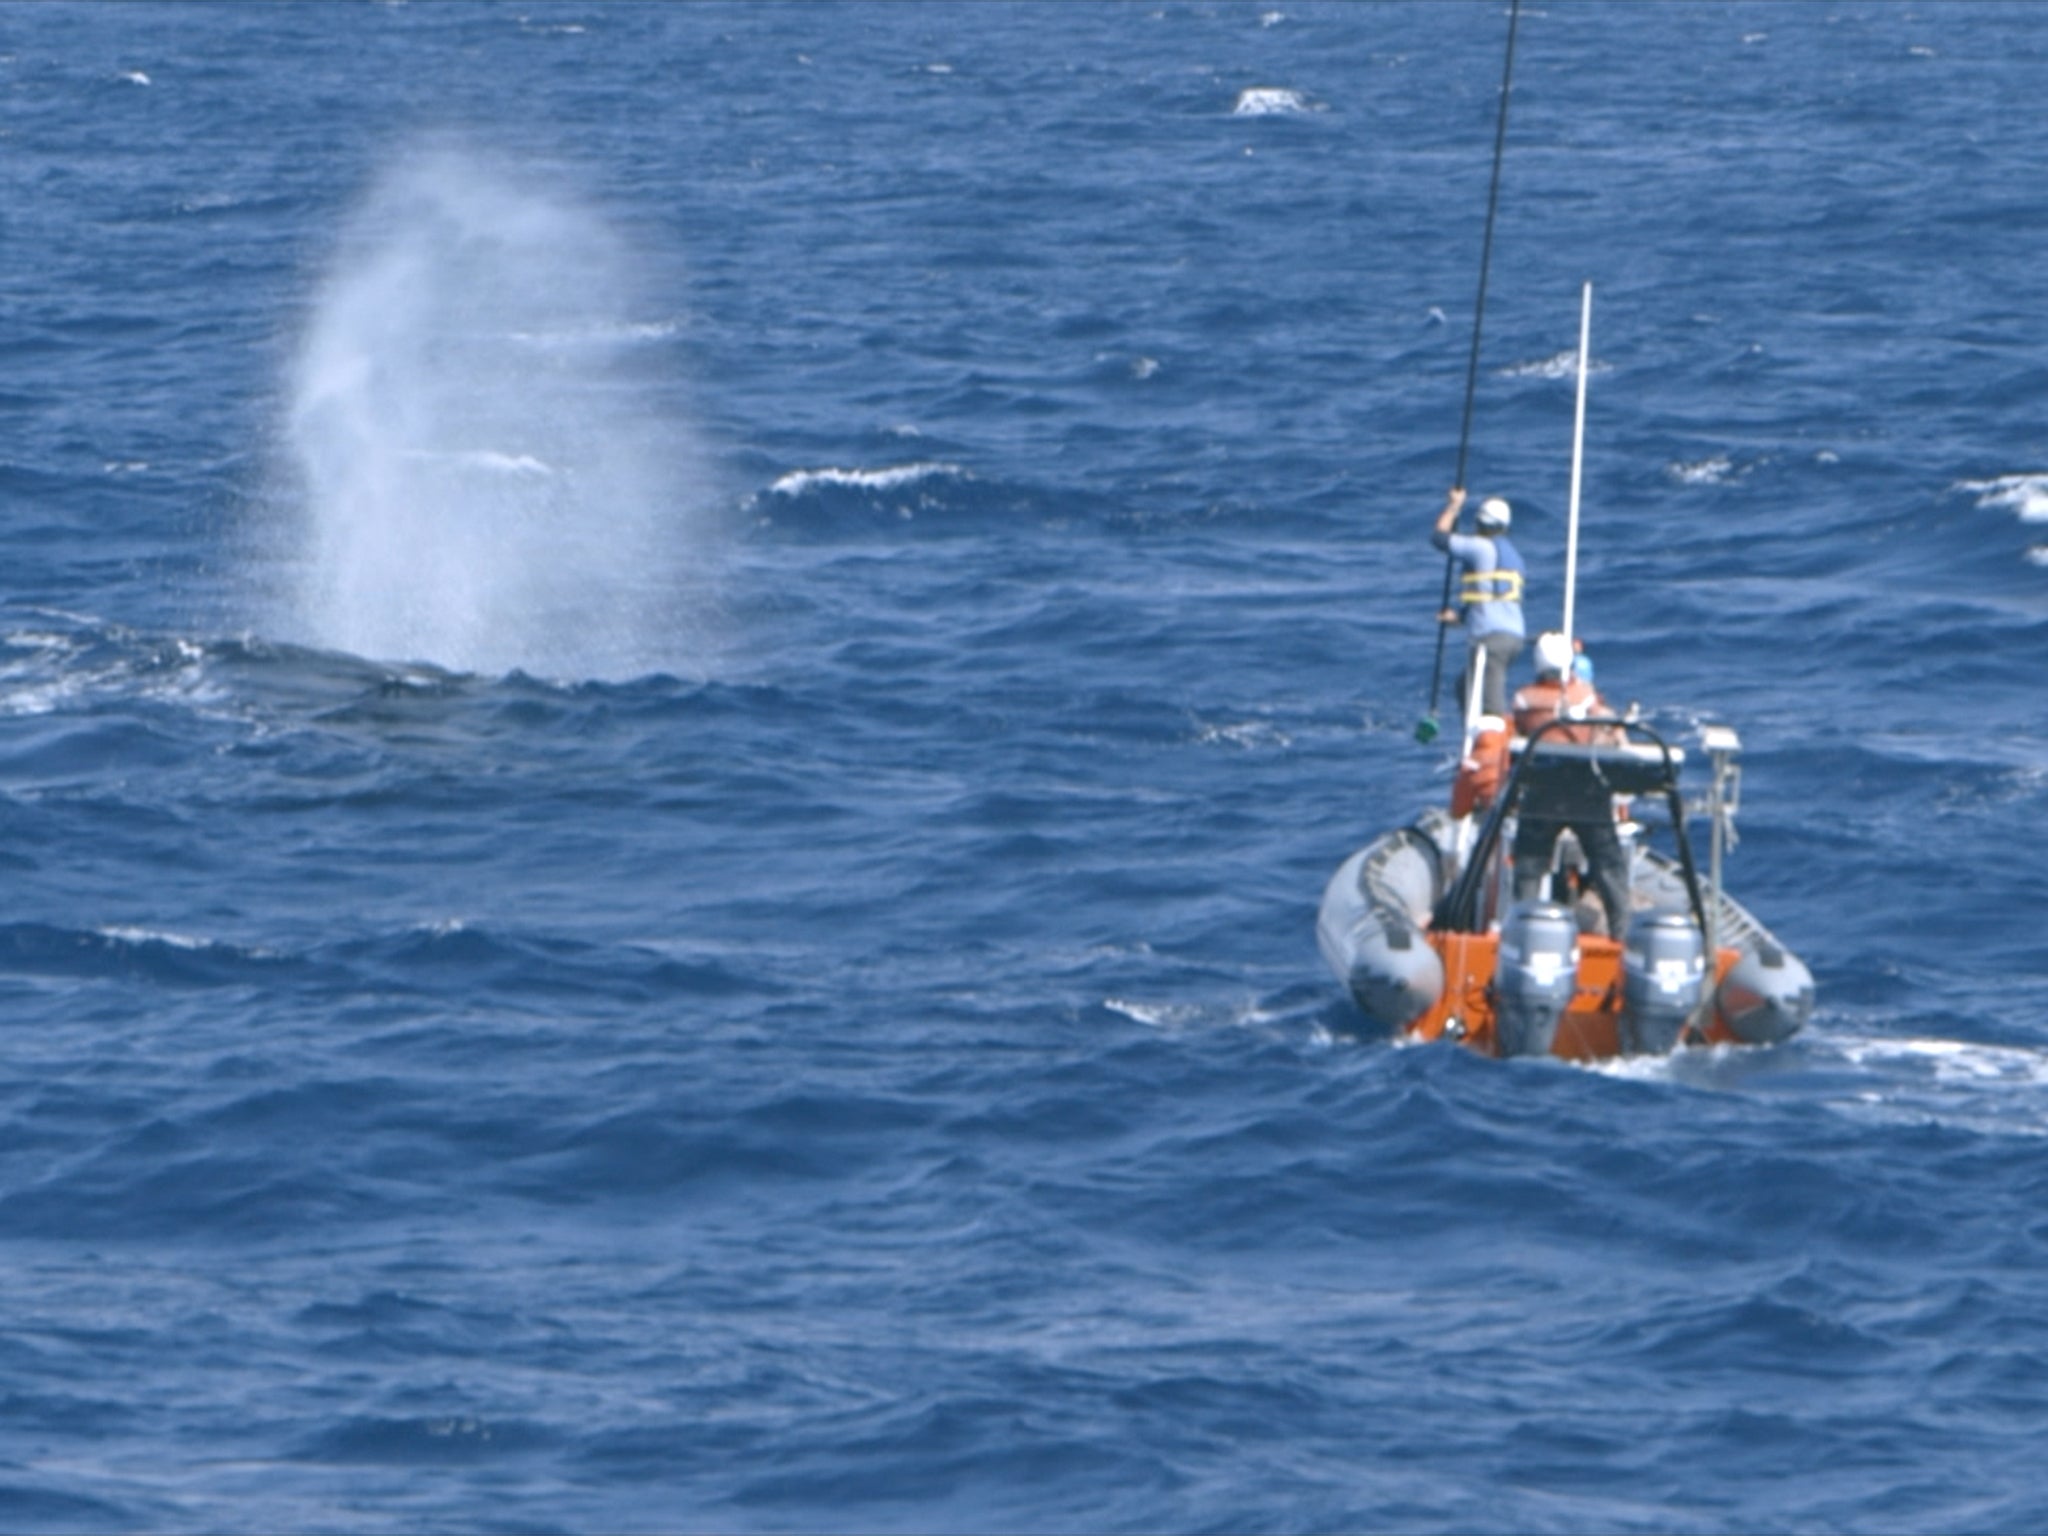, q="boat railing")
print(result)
[1433,716,1713,943]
